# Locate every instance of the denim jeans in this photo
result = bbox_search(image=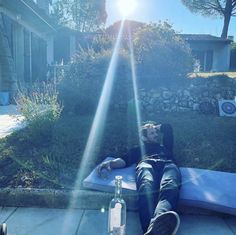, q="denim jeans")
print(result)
[136,159,181,233]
